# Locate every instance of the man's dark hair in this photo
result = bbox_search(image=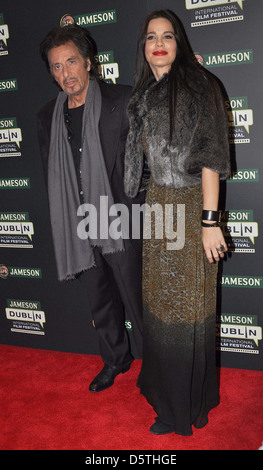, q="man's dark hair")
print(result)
[39,24,99,79]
